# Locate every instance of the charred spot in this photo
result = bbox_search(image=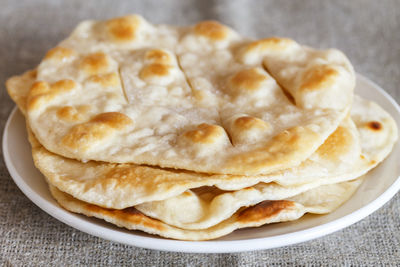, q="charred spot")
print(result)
[237,200,294,222]
[367,121,382,131]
